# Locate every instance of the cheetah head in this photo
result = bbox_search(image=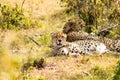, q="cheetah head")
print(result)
[63,18,85,34]
[51,32,67,48]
